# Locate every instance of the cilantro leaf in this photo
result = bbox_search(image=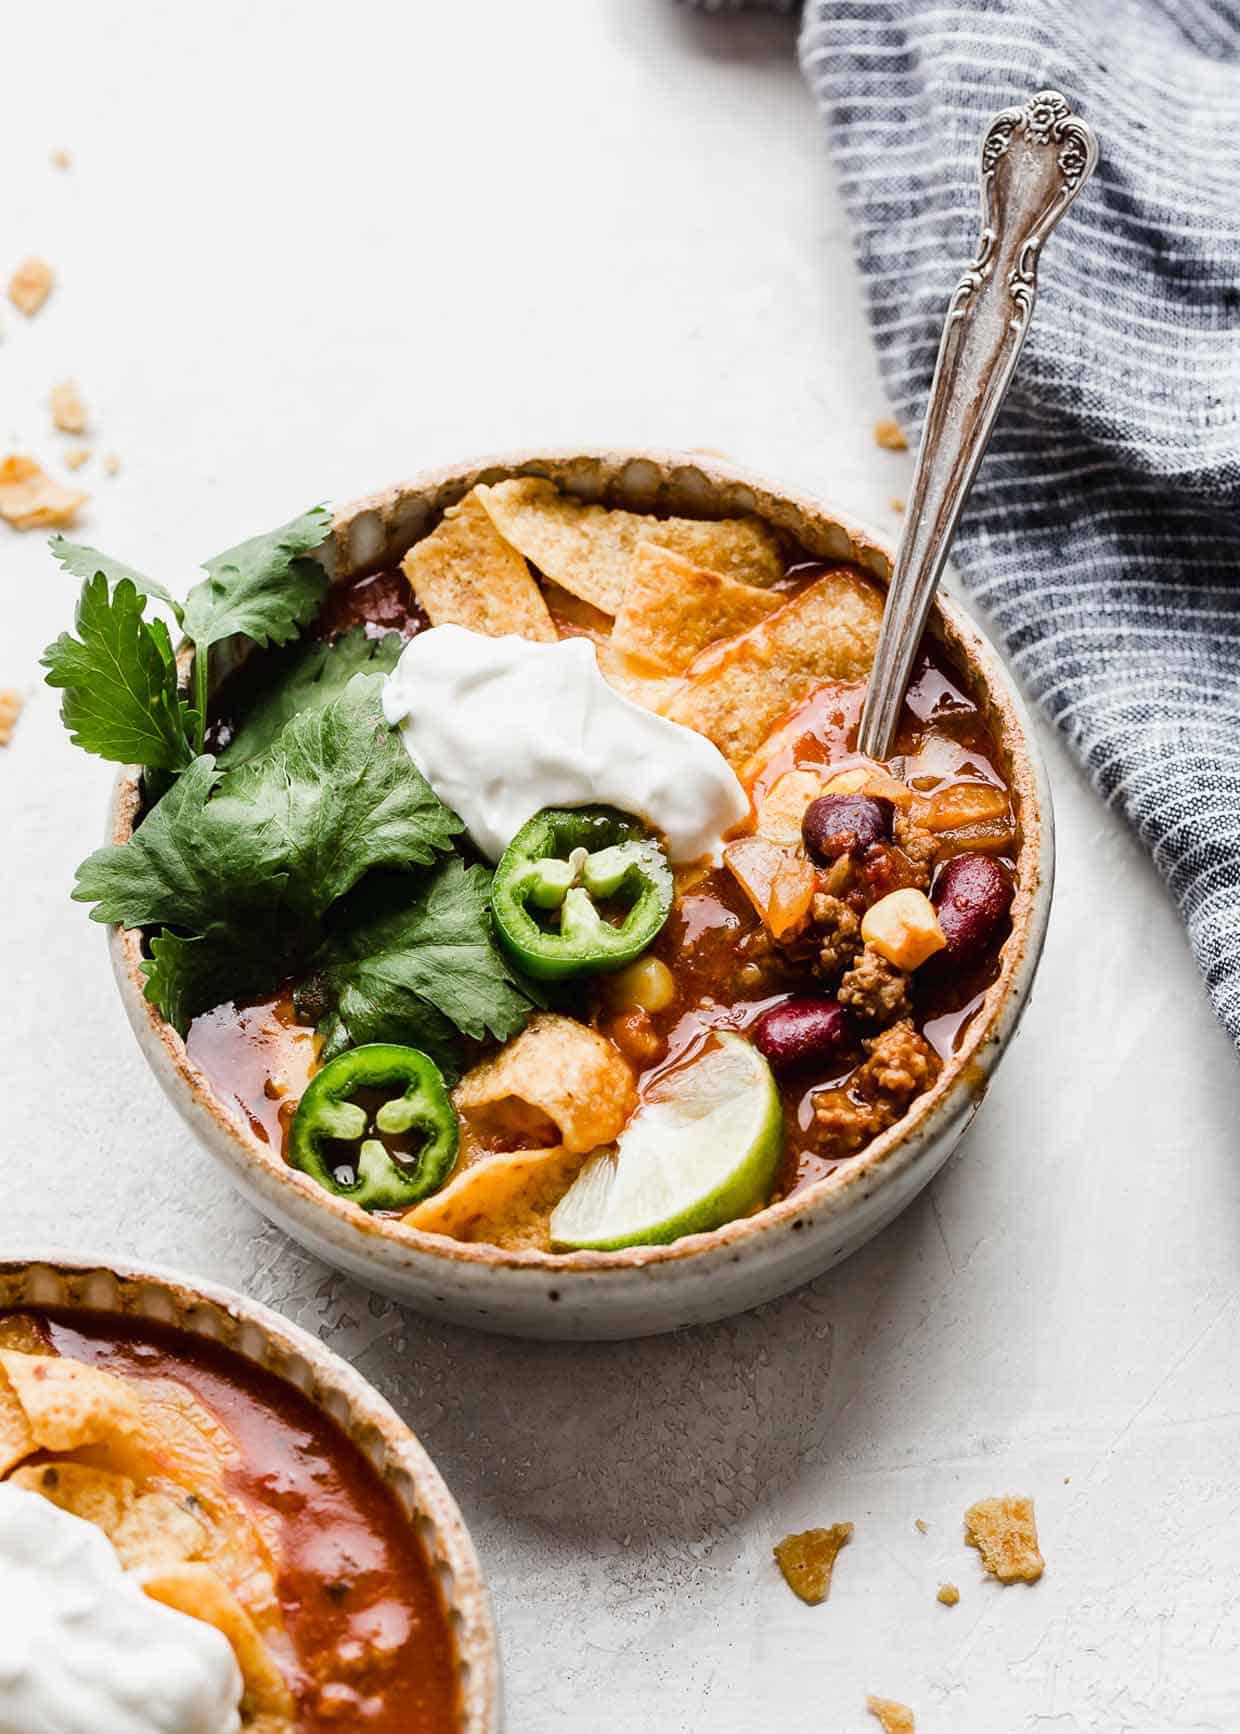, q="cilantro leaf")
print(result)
[305,859,536,1071]
[41,576,197,770]
[143,921,289,1033]
[71,756,283,930]
[182,506,331,652]
[211,674,460,921]
[217,628,403,767]
[49,535,185,625]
